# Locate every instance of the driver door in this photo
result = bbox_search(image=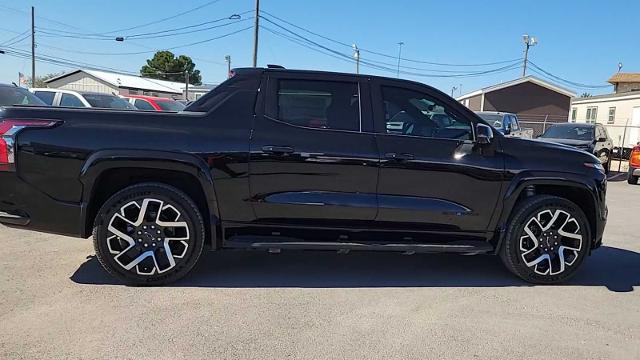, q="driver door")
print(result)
[371,78,504,235]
